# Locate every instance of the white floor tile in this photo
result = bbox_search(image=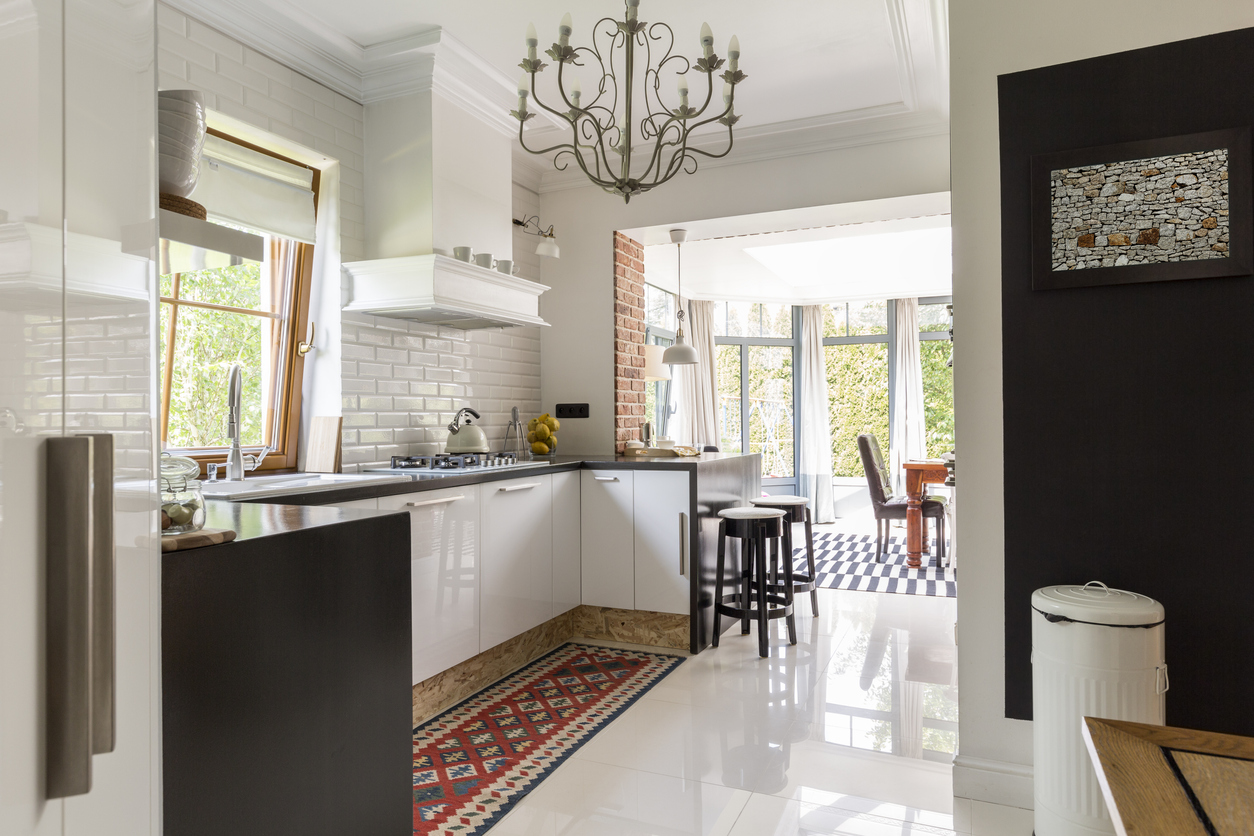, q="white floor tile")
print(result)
[488,759,751,836]
[727,791,958,836]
